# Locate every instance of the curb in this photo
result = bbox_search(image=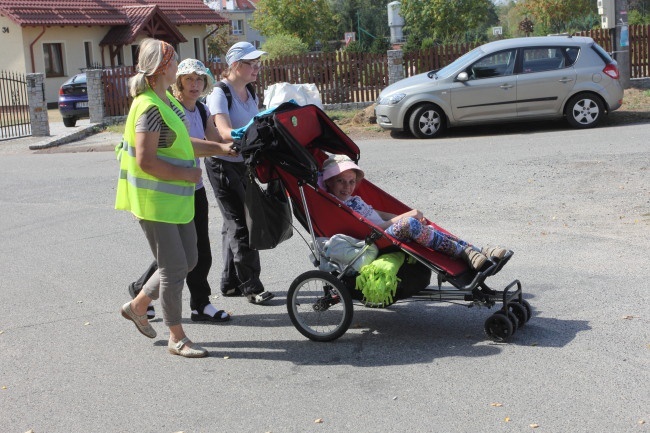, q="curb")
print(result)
[28,122,105,150]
